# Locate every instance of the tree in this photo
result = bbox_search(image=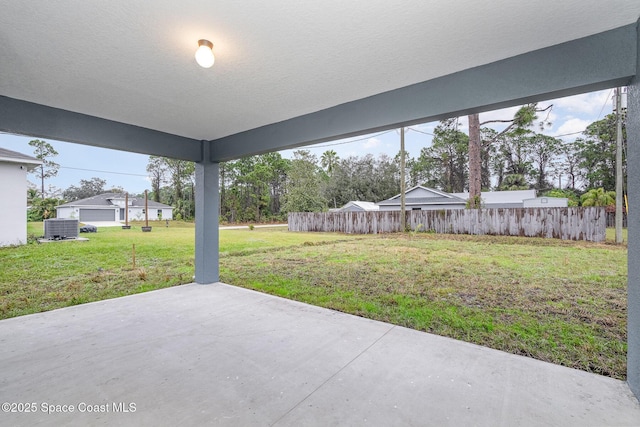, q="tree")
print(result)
[320,150,339,175]
[480,128,498,190]
[28,139,59,198]
[146,156,167,202]
[421,119,468,193]
[574,113,625,191]
[558,141,582,190]
[163,158,194,203]
[467,114,482,207]
[499,174,529,190]
[62,177,110,201]
[262,153,290,218]
[282,150,326,212]
[162,158,195,219]
[378,153,402,201]
[27,186,38,207]
[527,134,562,191]
[580,188,615,207]
[467,104,552,202]
[241,155,276,222]
[324,154,399,208]
[144,156,196,219]
[28,197,65,221]
[494,131,533,189]
[543,189,579,207]
[219,153,290,222]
